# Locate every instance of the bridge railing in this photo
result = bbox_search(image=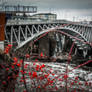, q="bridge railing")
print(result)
[0,5,37,13]
[6,19,69,25]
